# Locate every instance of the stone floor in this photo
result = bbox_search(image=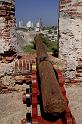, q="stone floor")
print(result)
[0,84,82,124]
[65,83,82,124]
[0,92,28,124]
